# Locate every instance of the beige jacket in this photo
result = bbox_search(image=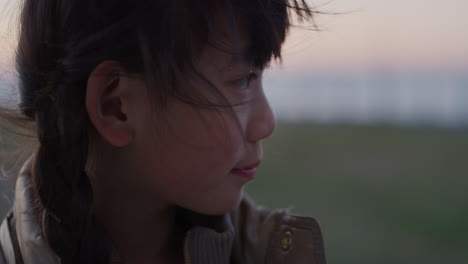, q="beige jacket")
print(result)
[0,157,326,264]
